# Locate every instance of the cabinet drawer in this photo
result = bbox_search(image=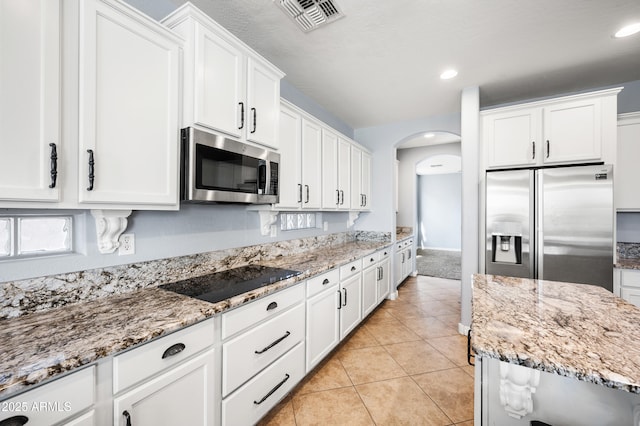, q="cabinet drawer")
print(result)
[113,319,214,394]
[307,268,339,298]
[378,247,391,261]
[222,284,304,339]
[340,259,361,280]
[222,303,304,396]
[0,366,94,425]
[222,342,305,426]
[620,269,640,288]
[621,287,640,308]
[362,253,378,269]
